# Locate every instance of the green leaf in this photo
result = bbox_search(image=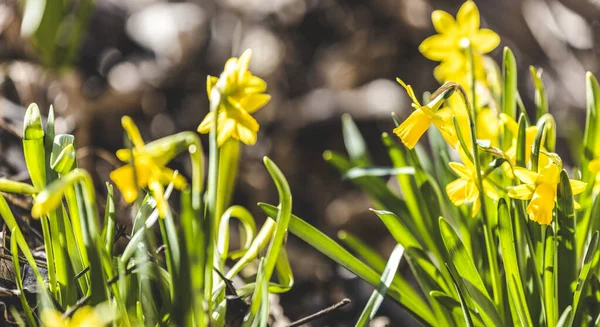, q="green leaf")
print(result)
[10,228,37,327]
[342,114,371,166]
[323,150,409,218]
[502,47,518,149]
[530,120,547,172]
[568,231,599,326]
[260,157,293,286]
[497,199,533,327]
[446,263,475,327]
[343,166,415,179]
[355,244,404,327]
[536,114,556,153]
[430,291,484,326]
[544,226,557,327]
[529,66,548,119]
[371,210,422,251]
[258,203,436,326]
[218,205,257,261]
[516,114,527,168]
[439,218,504,327]
[556,170,576,314]
[582,72,600,182]
[338,231,386,273]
